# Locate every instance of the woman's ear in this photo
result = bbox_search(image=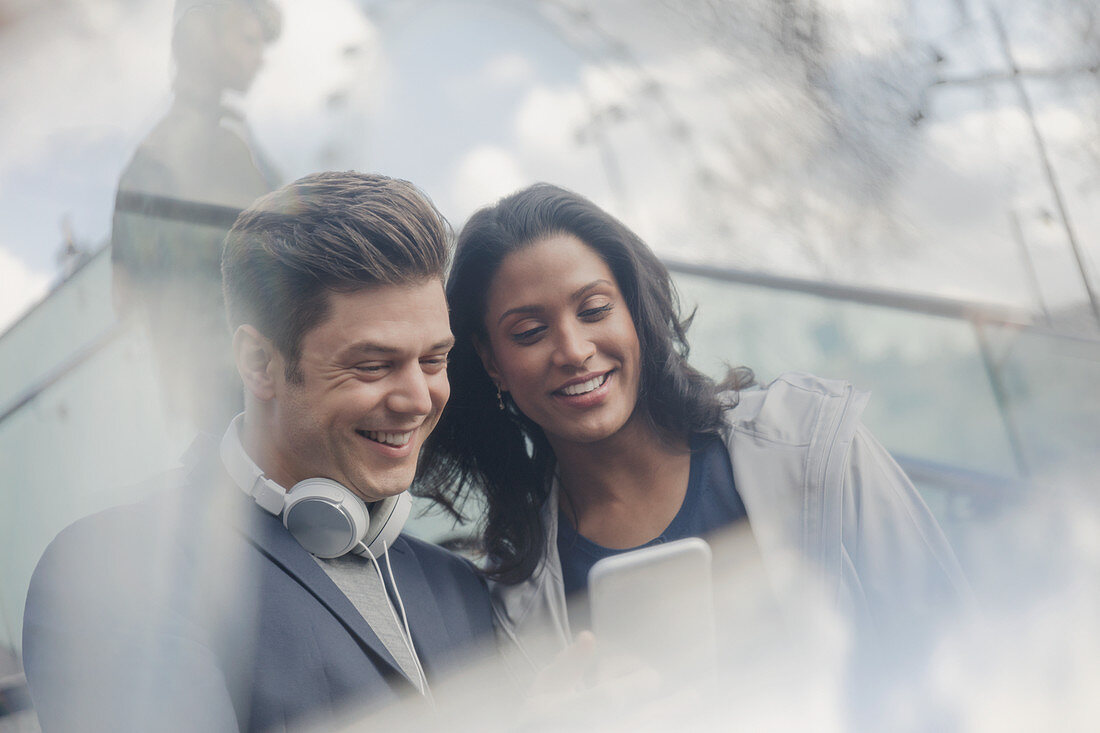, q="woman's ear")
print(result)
[233,325,279,401]
[473,335,505,390]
